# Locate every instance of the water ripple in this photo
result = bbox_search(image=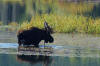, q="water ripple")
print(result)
[0,43,100,57]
